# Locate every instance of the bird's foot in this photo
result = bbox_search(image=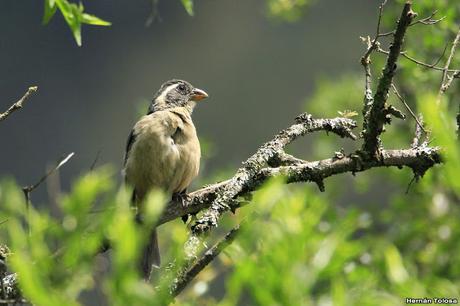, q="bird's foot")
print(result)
[172,191,192,224]
[172,191,190,208]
